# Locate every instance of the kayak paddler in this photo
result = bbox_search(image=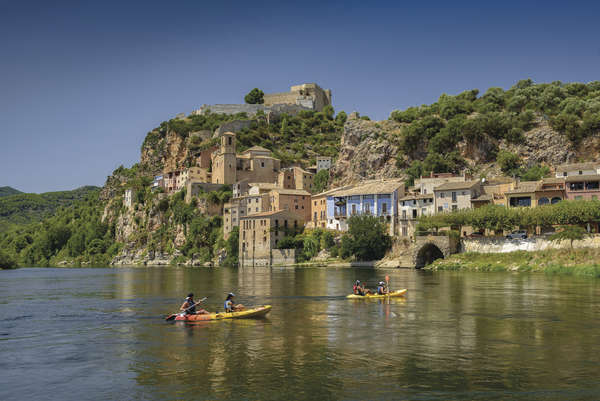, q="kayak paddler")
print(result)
[224,293,245,313]
[180,293,208,315]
